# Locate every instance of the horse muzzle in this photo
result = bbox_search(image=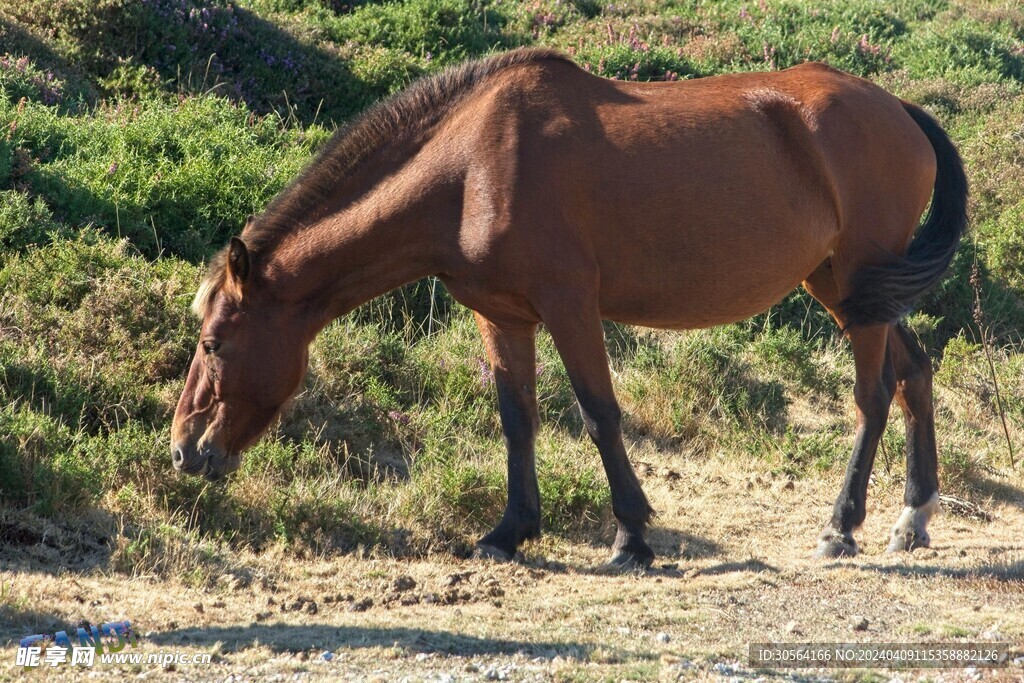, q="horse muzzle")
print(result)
[171,442,241,481]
